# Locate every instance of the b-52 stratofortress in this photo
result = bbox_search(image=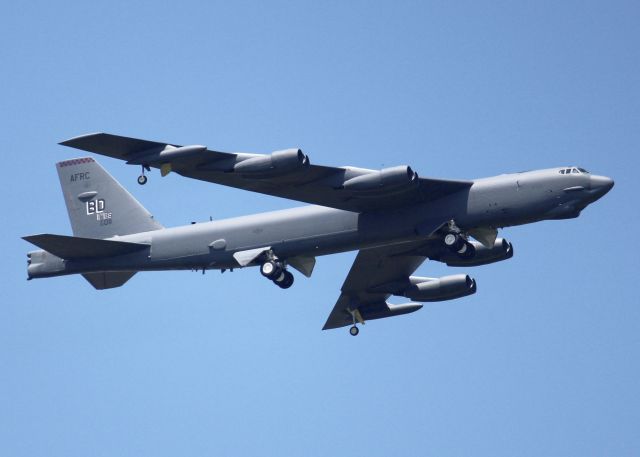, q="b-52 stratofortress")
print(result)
[24,133,614,335]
